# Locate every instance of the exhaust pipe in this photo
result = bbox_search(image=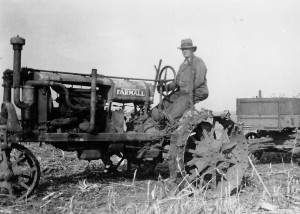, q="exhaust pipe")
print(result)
[26,80,87,111]
[10,36,28,109]
[86,69,97,133]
